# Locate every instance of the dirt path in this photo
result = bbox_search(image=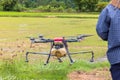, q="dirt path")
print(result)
[68,68,112,80]
[68,56,112,80]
